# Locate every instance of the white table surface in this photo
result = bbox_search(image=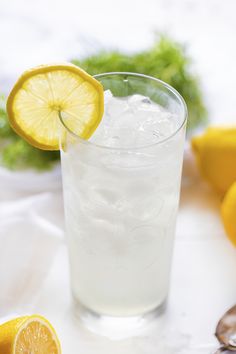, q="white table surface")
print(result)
[0,0,236,353]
